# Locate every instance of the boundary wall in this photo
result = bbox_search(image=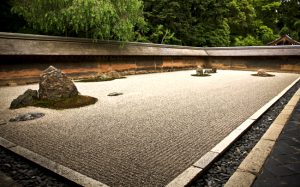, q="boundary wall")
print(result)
[0,32,299,85]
